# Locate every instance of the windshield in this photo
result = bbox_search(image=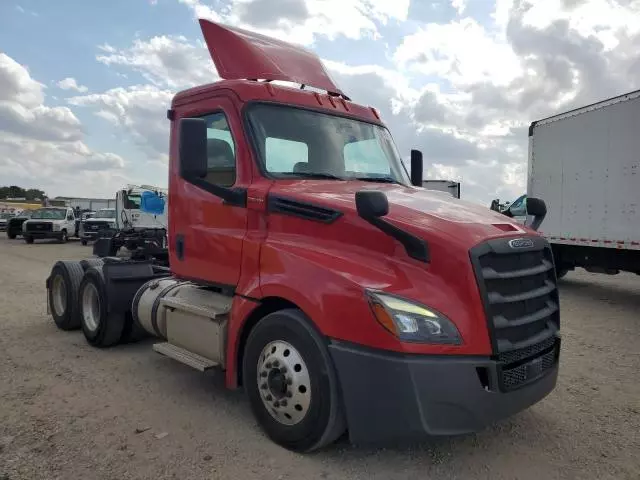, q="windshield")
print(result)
[124,193,141,210]
[94,209,116,219]
[0,213,15,219]
[246,104,411,184]
[30,208,66,220]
